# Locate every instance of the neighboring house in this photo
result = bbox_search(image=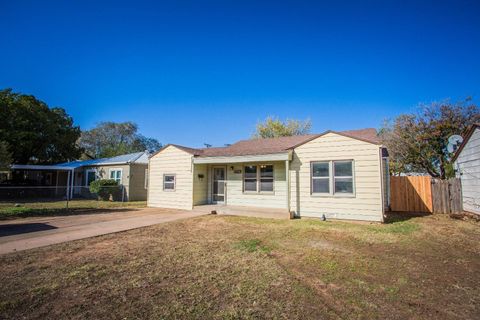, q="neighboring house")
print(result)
[453,123,480,215]
[148,128,389,222]
[8,152,149,201]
